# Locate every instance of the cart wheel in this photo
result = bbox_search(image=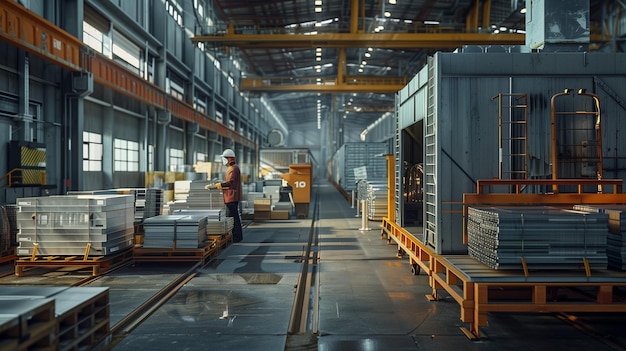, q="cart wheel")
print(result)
[411,264,420,275]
